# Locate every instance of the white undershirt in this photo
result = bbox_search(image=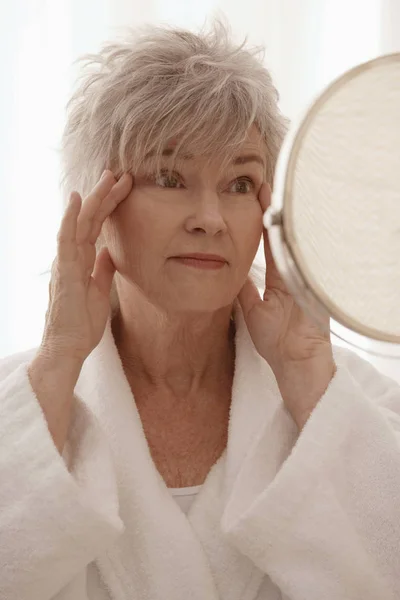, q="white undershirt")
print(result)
[168,485,203,515]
